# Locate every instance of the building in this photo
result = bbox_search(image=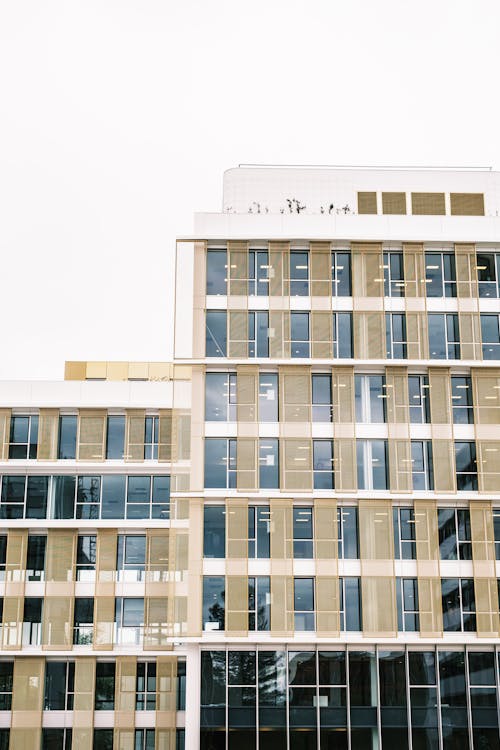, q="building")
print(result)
[2,165,500,750]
